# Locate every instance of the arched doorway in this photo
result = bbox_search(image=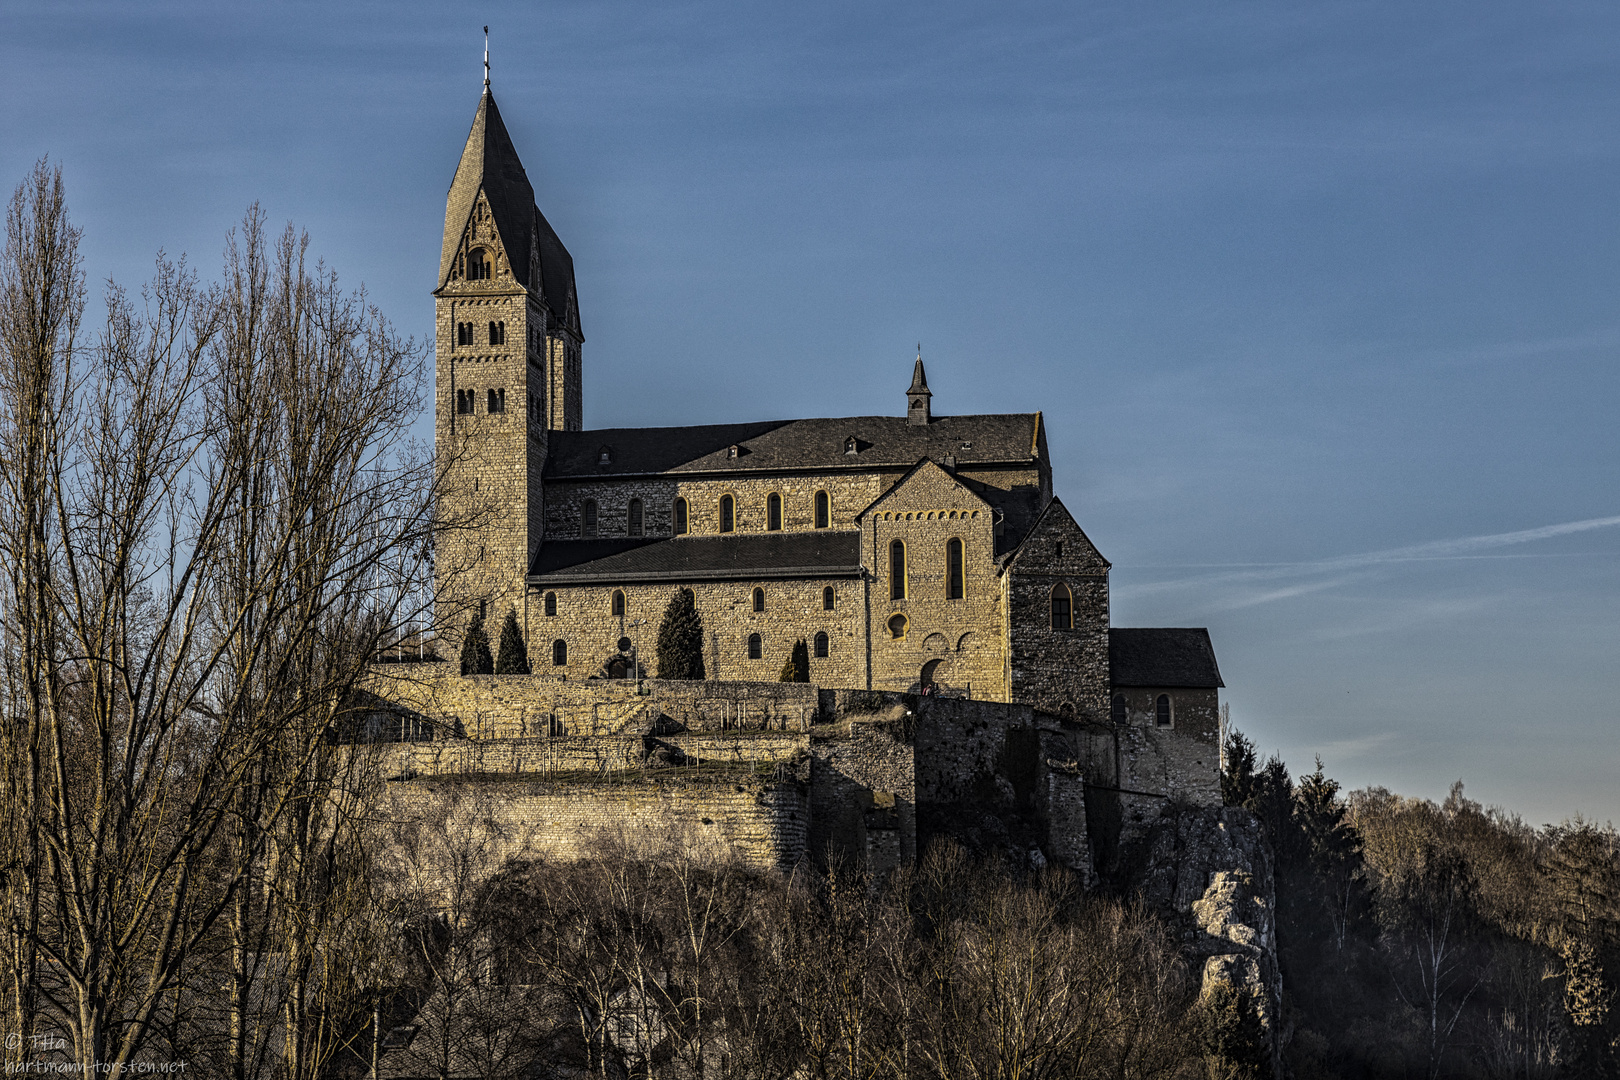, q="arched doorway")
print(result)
[920,658,946,695]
